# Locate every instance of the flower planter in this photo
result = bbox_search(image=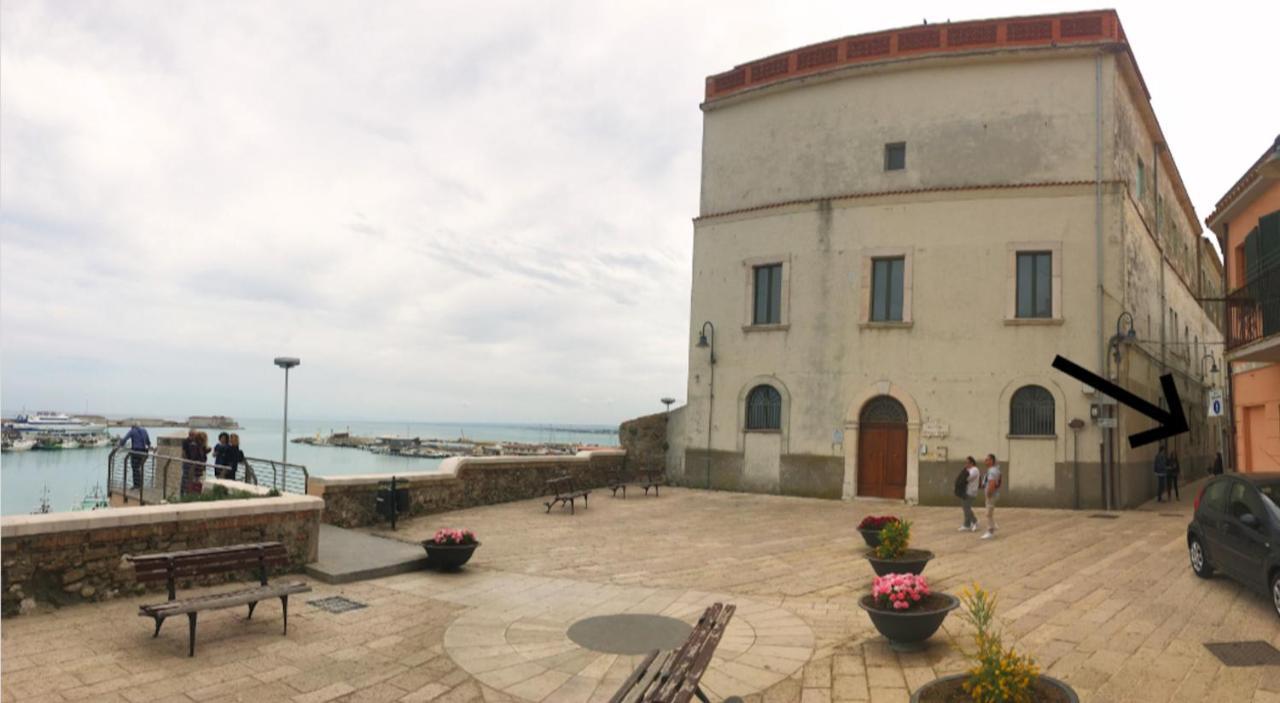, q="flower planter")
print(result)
[865,549,934,576]
[422,541,480,571]
[859,593,958,652]
[910,673,1078,702]
[858,528,883,548]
